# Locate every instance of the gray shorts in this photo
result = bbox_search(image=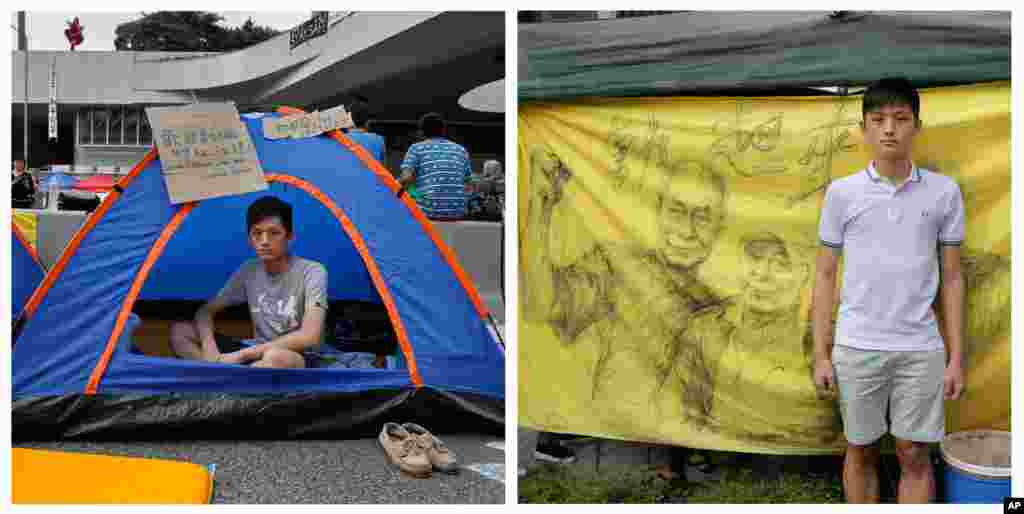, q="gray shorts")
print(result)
[832,344,946,445]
